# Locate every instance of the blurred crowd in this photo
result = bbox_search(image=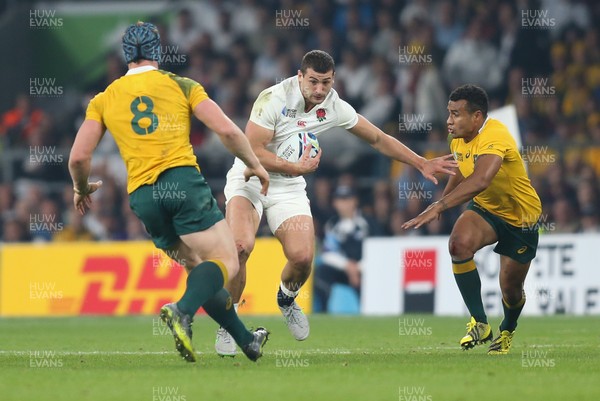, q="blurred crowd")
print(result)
[1,0,600,245]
